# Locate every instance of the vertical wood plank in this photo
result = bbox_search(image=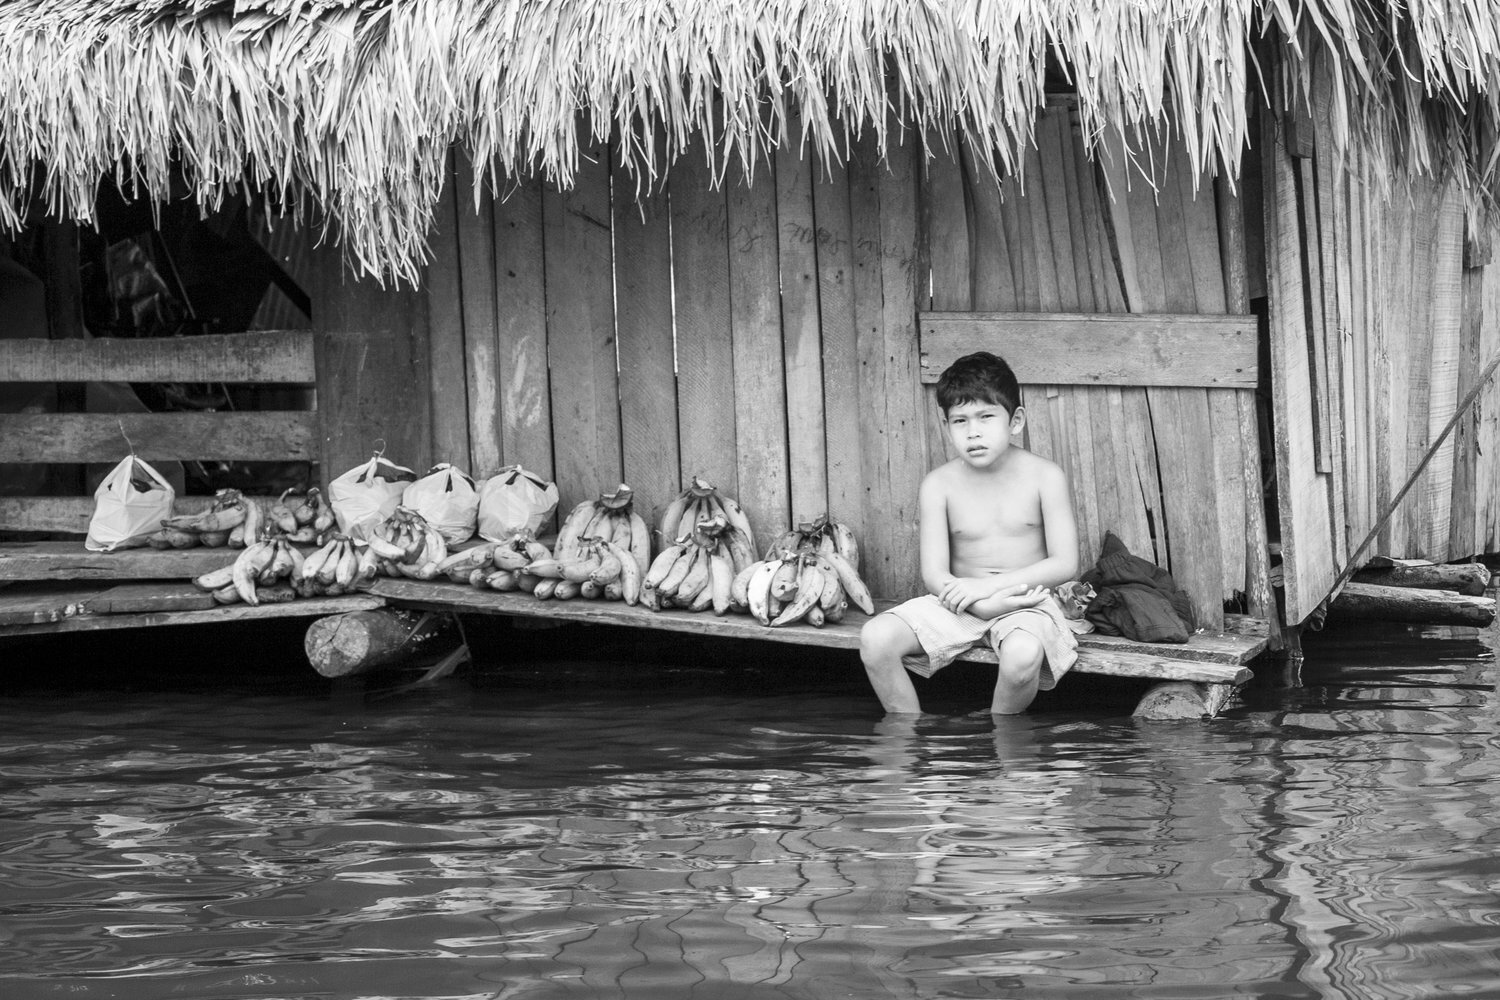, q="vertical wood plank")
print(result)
[1178,152,1248,601]
[456,152,503,478]
[924,133,971,469]
[1264,110,1338,624]
[425,148,472,471]
[1139,139,1225,629]
[814,150,868,550]
[875,130,929,602]
[493,176,553,481]
[727,158,791,547]
[1422,189,1463,554]
[962,146,1018,311]
[543,147,621,511]
[1450,258,1483,555]
[1217,174,1279,639]
[312,255,433,480]
[613,147,681,529]
[670,152,739,498]
[777,124,830,523]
